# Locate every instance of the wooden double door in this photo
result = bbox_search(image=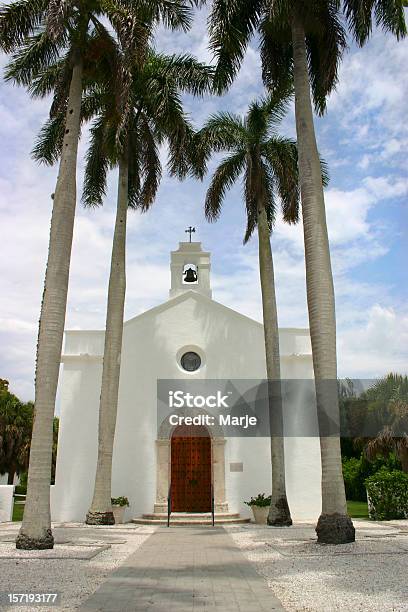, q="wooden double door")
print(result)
[171,425,212,512]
